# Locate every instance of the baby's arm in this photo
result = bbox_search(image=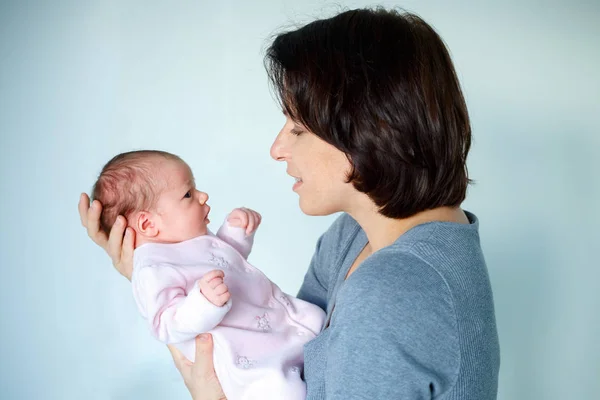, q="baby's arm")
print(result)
[132,264,232,344]
[216,208,261,259]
